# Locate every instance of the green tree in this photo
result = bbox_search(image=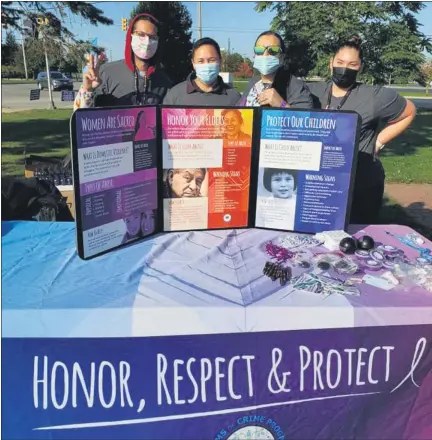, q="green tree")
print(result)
[420,59,432,92]
[1,30,18,65]
[60,40,106,74]
[131,1,193,84]
[14,38,63,78]
[381,21,426,84]
[2,2,112,82]
[1,2,112,41]
[255,1,432,83]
